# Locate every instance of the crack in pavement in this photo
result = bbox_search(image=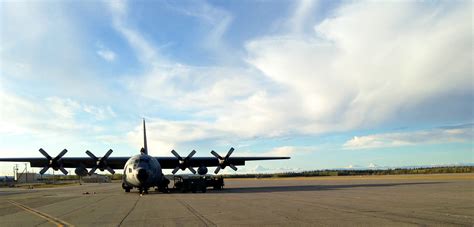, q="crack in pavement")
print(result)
[175,197,216,227]
[118,196,141,226]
